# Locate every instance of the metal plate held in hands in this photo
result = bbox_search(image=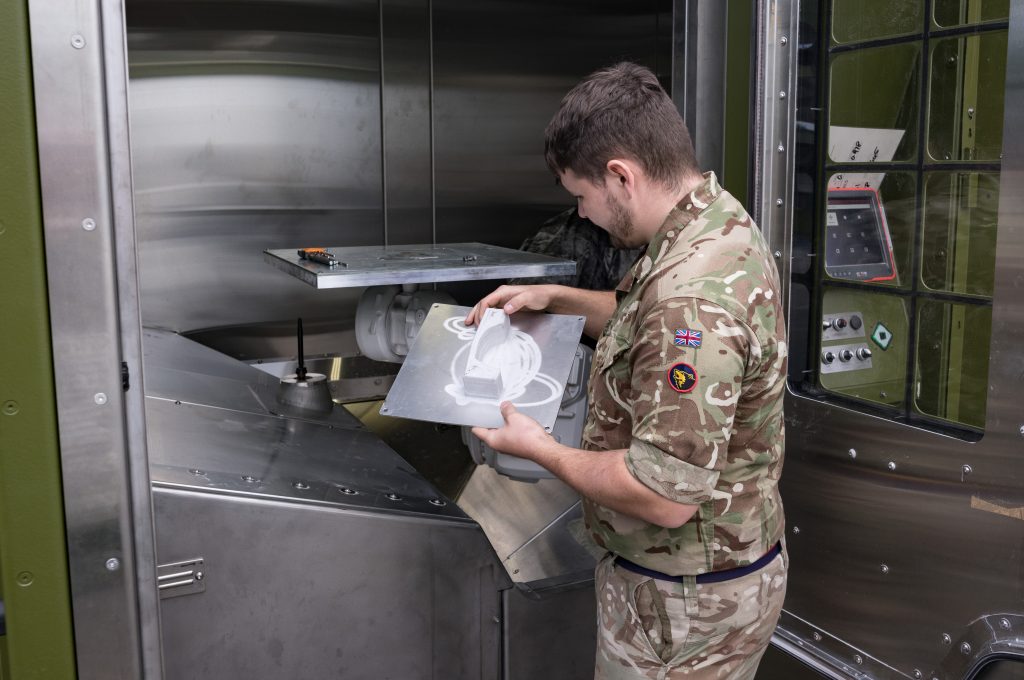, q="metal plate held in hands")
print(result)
[157,558,205,600]
[264,242,575,289]
[381,304,585,431]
